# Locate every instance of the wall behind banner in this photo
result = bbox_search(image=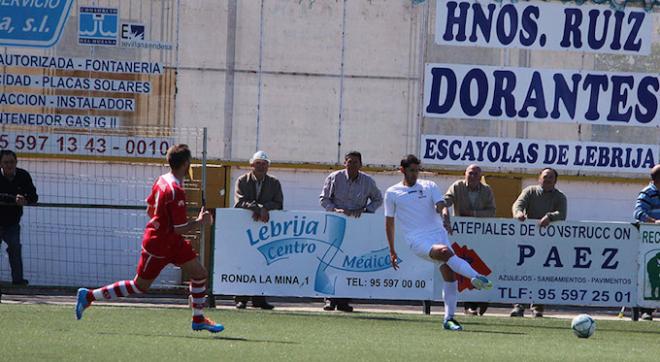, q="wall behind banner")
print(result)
[175,1,659,175]
[176,0,426,164]
[4,0,654,173]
